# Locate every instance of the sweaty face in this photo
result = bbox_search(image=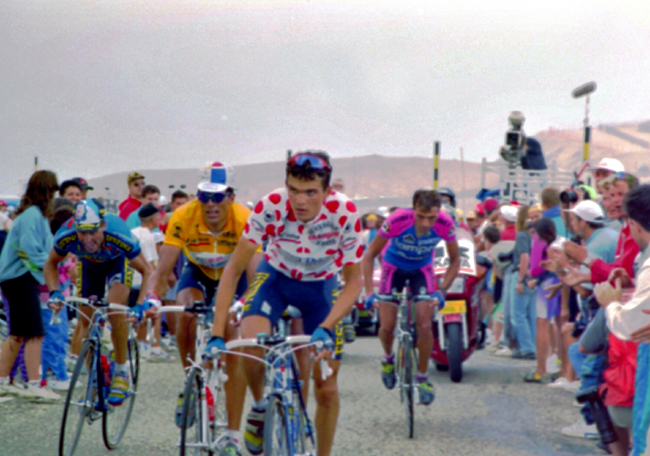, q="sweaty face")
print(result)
[201,194,234,227]
[77,226,105,253]
[286,175,329,222]
[413,205,439,235]
[63,186,82,203]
